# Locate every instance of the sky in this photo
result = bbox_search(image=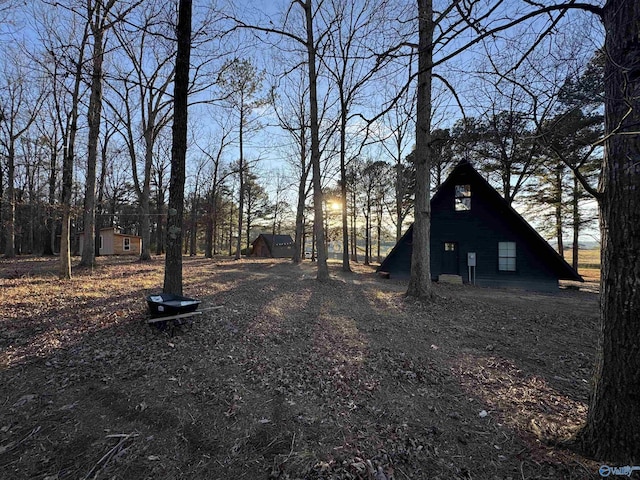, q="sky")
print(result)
[0,0,605,244]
